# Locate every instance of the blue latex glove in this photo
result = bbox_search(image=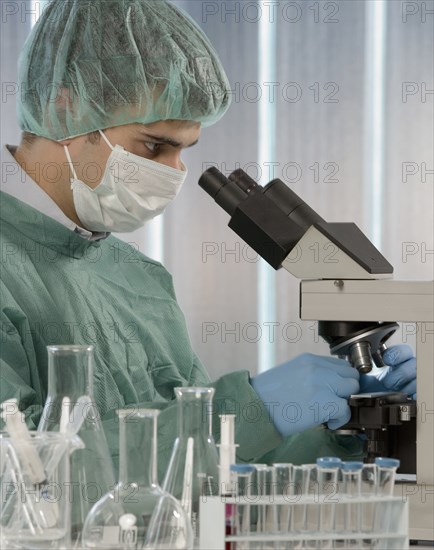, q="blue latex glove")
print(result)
[359,345,416,398]
[251,353,360,438]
